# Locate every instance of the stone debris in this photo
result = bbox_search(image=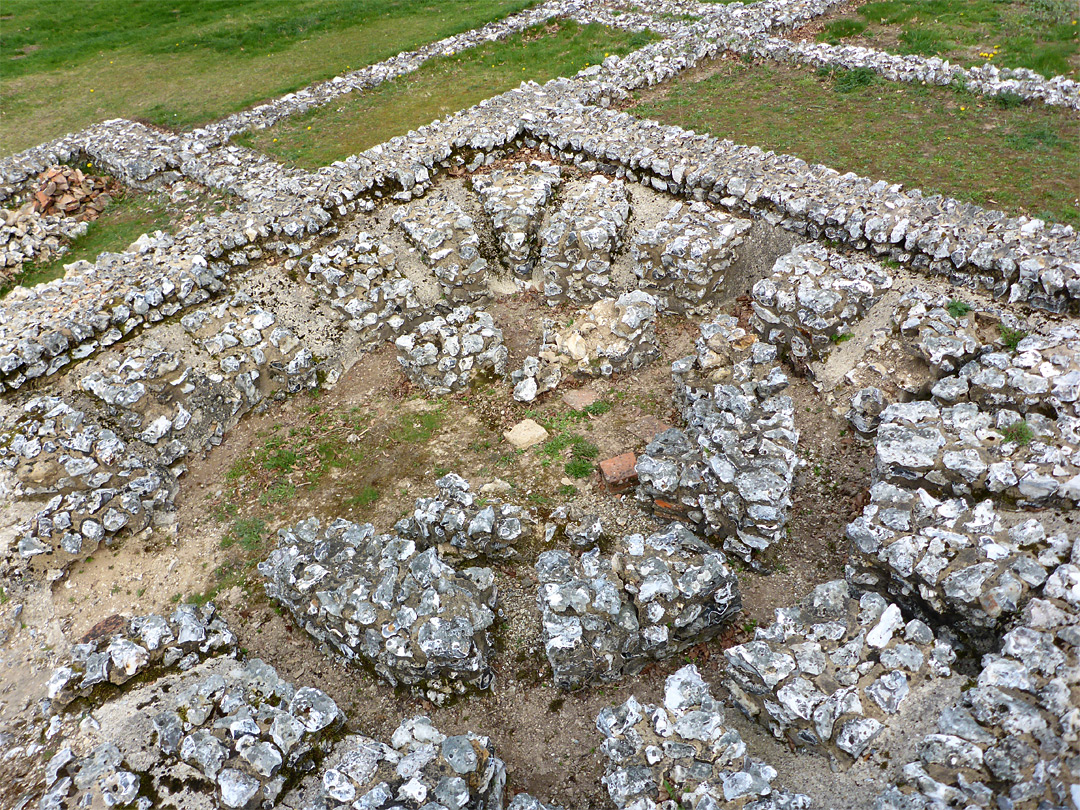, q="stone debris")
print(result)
[638,317,798,562]
[597,664,812,809]
[507,794,567,810]
[284,715,507,810]
[539,175,630,304]
[41,654,344,810]
[503,418,550,450]
[536,523,740,689]
[4,396,177,574]
[548,291,660,378]
[751,242,894,362]
[724,580,955,767]
[45,603,236,711]
[848,482,1074,647]
[874,400,1080,507]
[0,164,116,276]
[632,200,752,314]
[395,472,534,561]
[395,306,508,394]
[473,160,562,276]
[847,386,888,439]
[393,192,489,304]
[304,226,423,348]
[259,516,497,703]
